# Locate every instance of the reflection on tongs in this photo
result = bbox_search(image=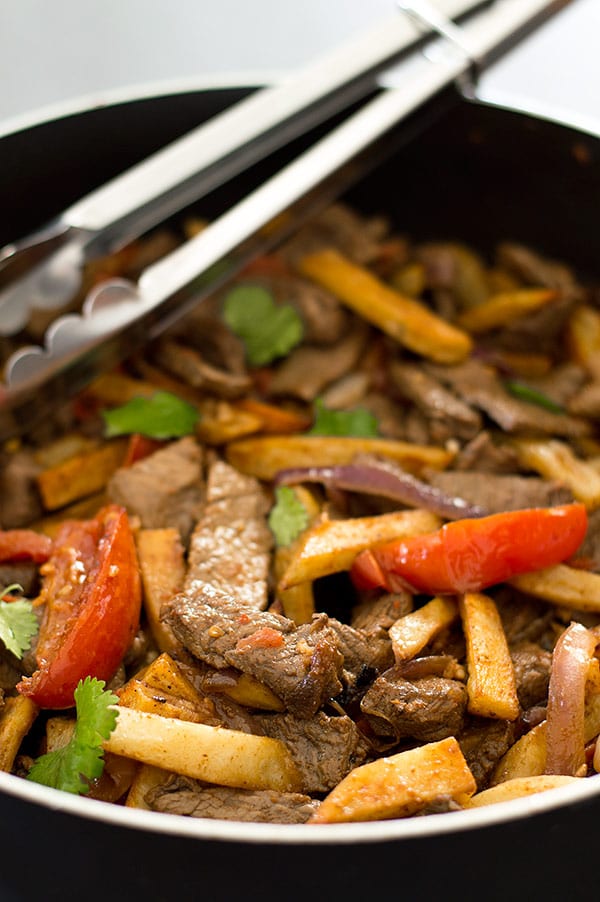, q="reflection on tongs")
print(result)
[0,0,563,440]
